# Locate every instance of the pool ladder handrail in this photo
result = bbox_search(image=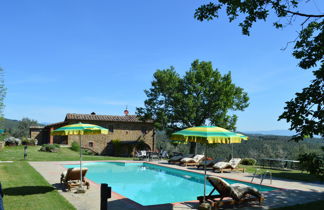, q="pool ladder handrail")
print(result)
[251,168,272,185]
